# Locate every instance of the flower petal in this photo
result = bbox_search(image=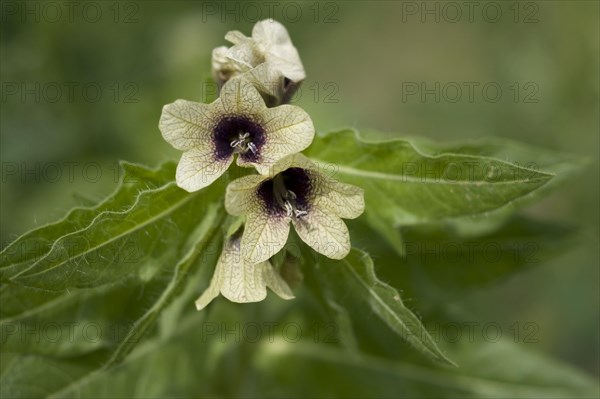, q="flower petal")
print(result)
[176,146,232,192]
[252,20,305,82]
[217,77,266,115]
[262,262,295,300]
[242,105,314,174]
[226,43,262,70]
[242,62,286,100]
[293,208,351,260]
[159,99,215,151]
[223,20,305,85]
[225,30,249,45]
[212,46,242,82]
[265,54,306,83]
[225,174,267,216]
[195,236,294,309]
[242,210,290,263]
[220,258,268,304]
[221,259,294,303]
[252,19,291,46]
[194,259,224,310]
[315,176,365,219]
